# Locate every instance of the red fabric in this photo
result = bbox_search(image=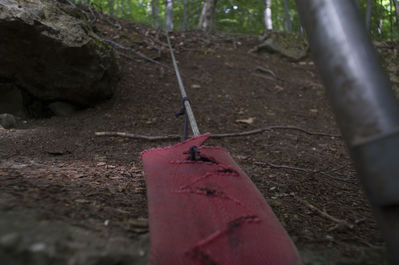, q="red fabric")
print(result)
[141,133,302,265]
